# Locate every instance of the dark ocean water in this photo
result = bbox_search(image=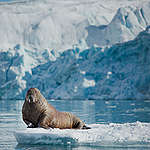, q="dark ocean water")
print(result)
[0,99,150,150]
